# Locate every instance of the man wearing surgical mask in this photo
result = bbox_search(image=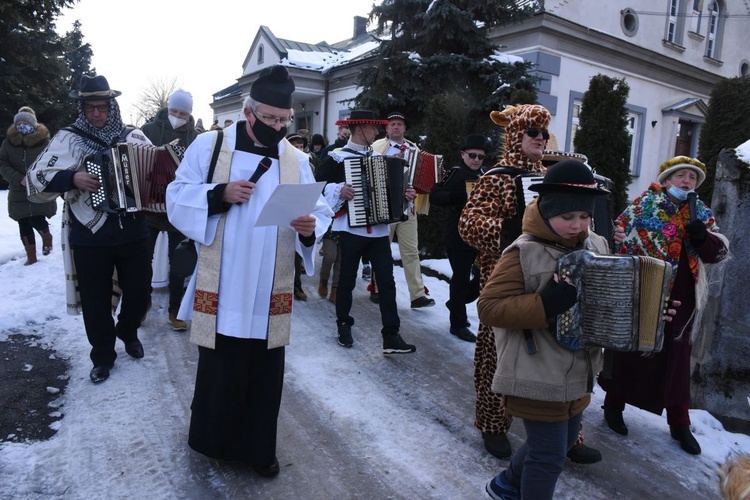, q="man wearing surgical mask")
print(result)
[141,89,200,331]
